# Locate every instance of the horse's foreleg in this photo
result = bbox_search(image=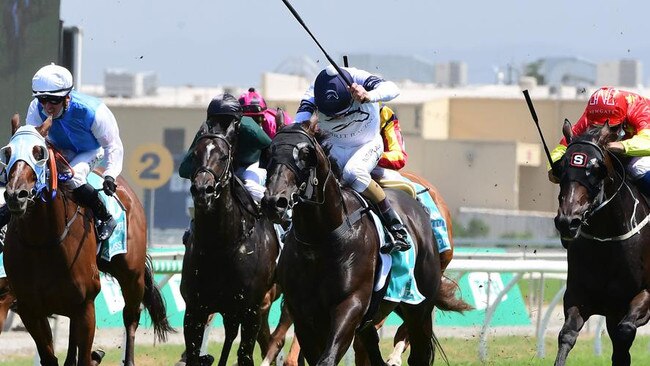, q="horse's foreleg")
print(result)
[262,300,294,366]
[554,304,588,366]
[71,300,98,366]
[238,307,263,366]
[217,314,239,366]
[386,323,409,366]
[63,317,78,366]
[608,290,650,366]
[183,308,210,366]
[20,313,58,366]
[257,289,274,359]
[285,336,302,366]
[316,296,366,366]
